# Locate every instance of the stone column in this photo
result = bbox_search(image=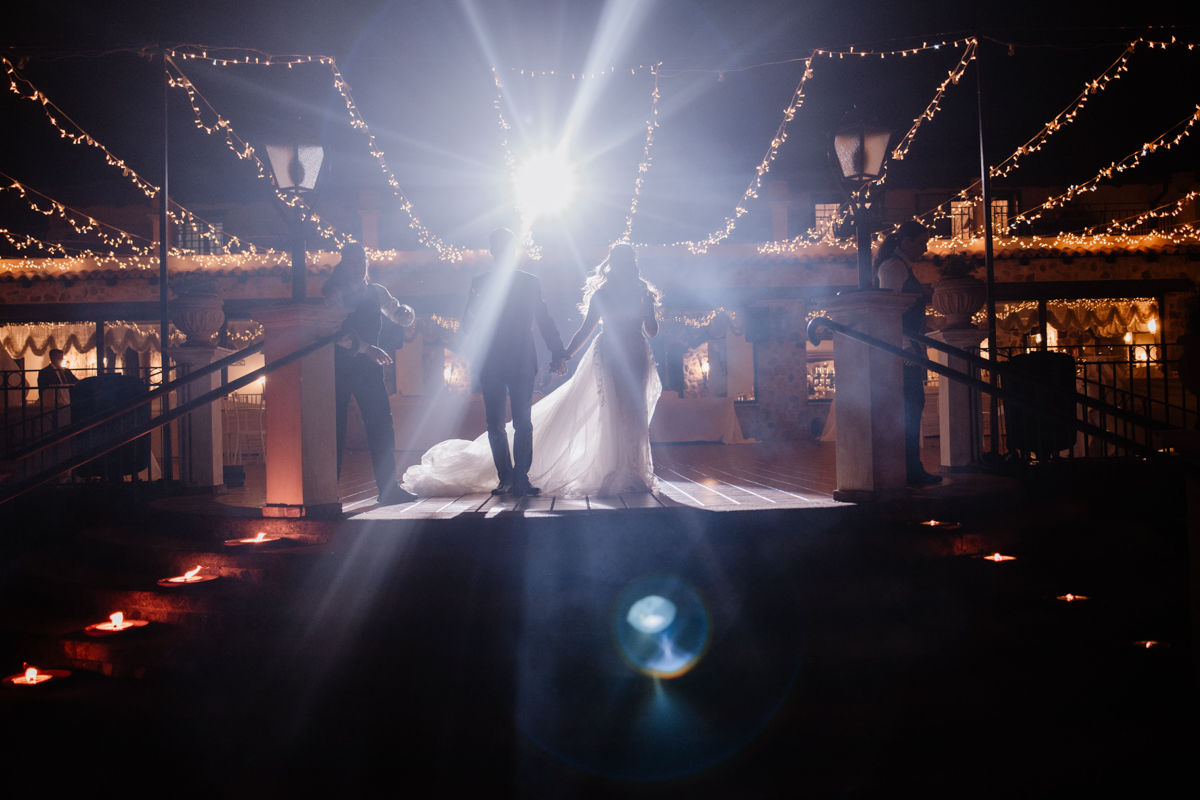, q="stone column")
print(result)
[166,346,233,492]
[825,291,918,503]
[256,305,348,519]
[753,298,807,440]
[928,328,987,473]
